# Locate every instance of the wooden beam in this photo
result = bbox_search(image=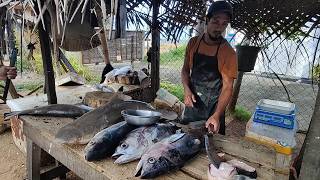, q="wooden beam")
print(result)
[40,164,70,179]
[58,49,76,73]
[38,14,57,104]
[151,0,161,99]
[299,83,320,180]
[99,30,111,65]
[3,11,19,101]
[229,71,244,111]
[47,4,63,75]
[115,0,126,38]
[27,138,41,180]
[0,7,6,58]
